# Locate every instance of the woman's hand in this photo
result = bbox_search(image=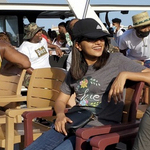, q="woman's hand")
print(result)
[55,113,73,136]
[108,72,127,104]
